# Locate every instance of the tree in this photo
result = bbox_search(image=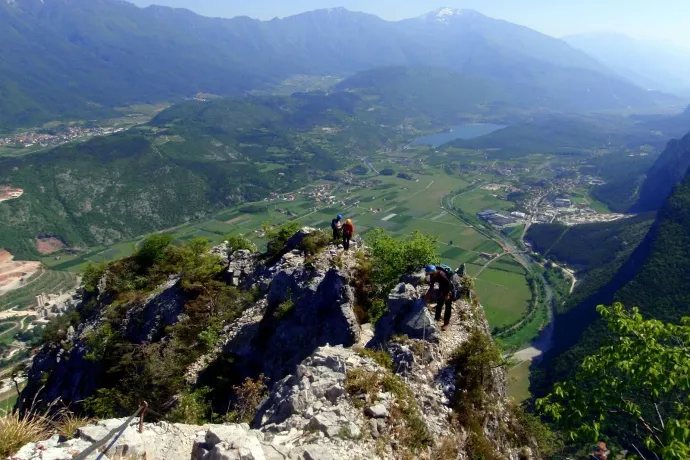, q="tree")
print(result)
[135,234,173,271]
[367,229,439,292]
[537,303,690,460]
[225,234,256,254]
